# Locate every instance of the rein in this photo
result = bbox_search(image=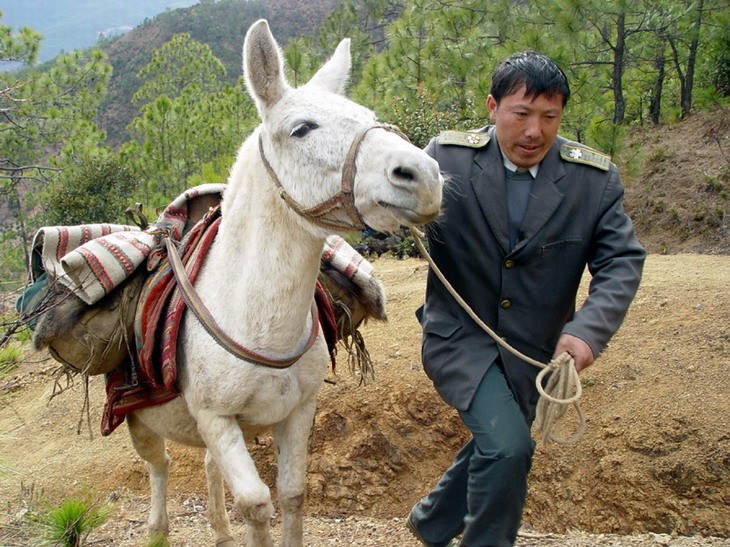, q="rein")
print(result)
[164,237,320,369]
[409,227,586,444]
[258,124,409,231]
